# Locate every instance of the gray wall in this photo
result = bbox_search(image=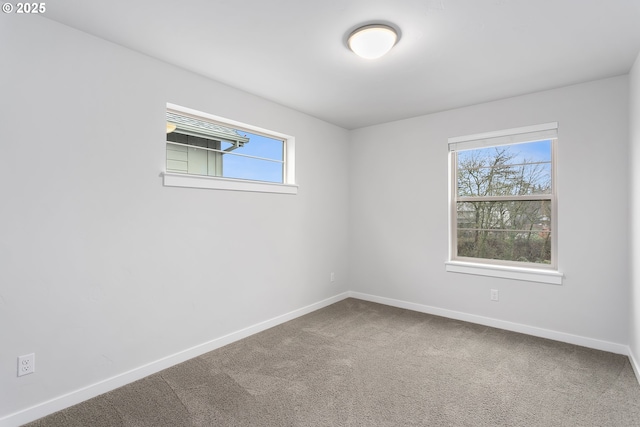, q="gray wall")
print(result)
[349,76,630,346]
[0,16,349,419]
[630,52,640,368]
